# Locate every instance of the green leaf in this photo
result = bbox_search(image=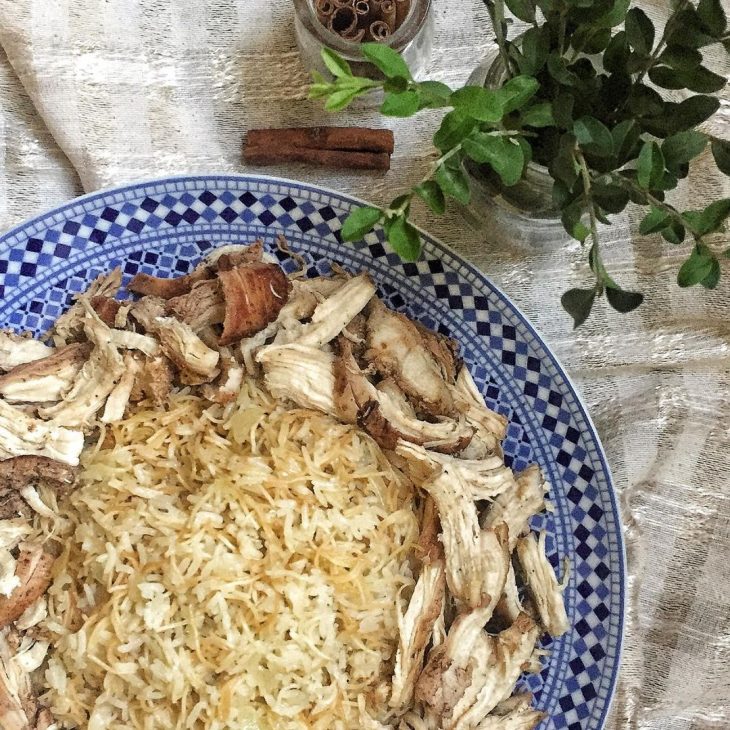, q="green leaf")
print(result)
[648,66,686,90]
[433,110,477,152]
[561,199,590,242]
[549,133,580,187]
[517,25,550,75]
[637,142,665,189]
[547,54,580,85]
[383,76,409,94]
[668,8,718,47]
[625,7,655,56]
[604,31,630,74]
[463,133,526,187]
[321,48,352,79]
[381,90,420,117]
[450,86,504,122]
[360,43,412,80]
[413,181,446,215]
[434,160,471,204]
[561,288,596,328]
[552,92,575,128]
[697,0,727,35]
[639,207,671,234]
[520,102,555,128]
[700,257,721,289]
[651,65,727,93]
[661,131,707,171]
[658,45,702,70]
[711,138,730,175]
[594,0,631,28]
[684,198,730,236]
[677,245,715,287]
[341,206,382,241]
[386,215,421,261]
[324,87,361,111]
[498,75,539,114]
[415,80,453,109]
[605,287,644,313]
[628,84,664,117]
[592,183,629,214]
[505,0,536,22]
[573,116,614,158]
[611,120,640,164]
[661,220,686,244]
